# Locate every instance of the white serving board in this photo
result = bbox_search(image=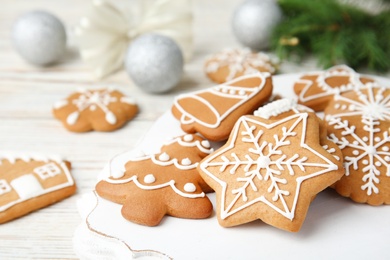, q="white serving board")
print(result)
[73,74,390,260]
